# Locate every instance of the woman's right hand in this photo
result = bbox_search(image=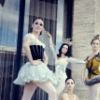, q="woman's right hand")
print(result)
[81,76,85,84]
[45,31,52,38]
[31,60,42,65]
